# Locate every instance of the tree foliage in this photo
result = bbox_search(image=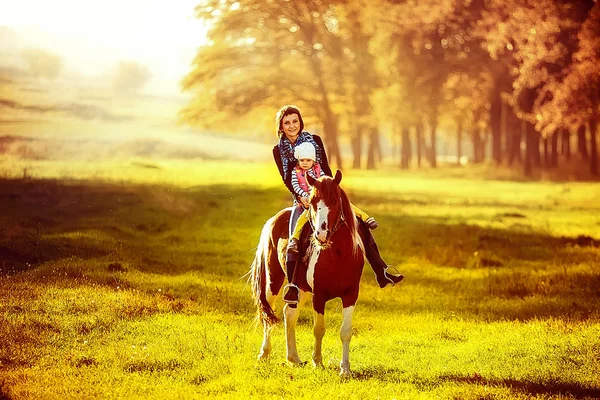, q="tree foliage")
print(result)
[183,0,600,175]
